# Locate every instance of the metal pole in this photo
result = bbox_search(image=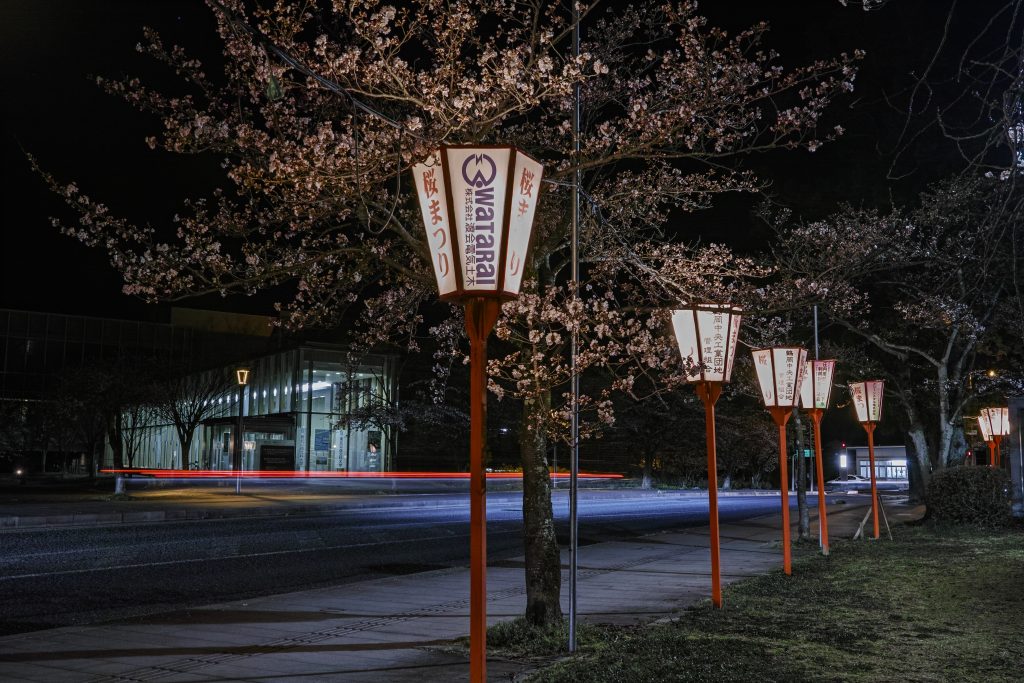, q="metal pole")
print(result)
[813,305,819,359]
[568,0,582,655]
[465,298,499,683]
[865,422,880,539]
[813,304,822,550]
[697,382,723,607]
[810,410,829,555]
[235,390,243,495]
